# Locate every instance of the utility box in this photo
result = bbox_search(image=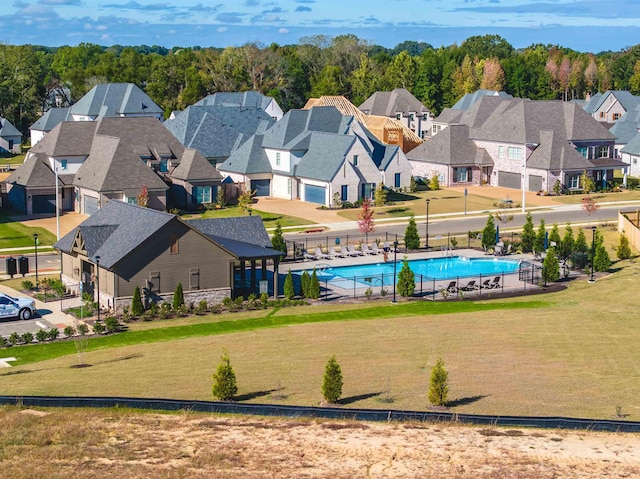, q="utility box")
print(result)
[18,256,29,276]
[5,257,17,277]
